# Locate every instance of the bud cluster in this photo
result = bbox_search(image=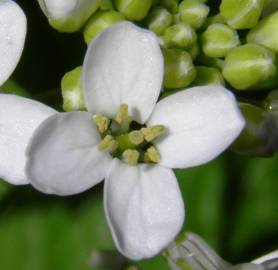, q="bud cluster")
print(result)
[60,0,278,157]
